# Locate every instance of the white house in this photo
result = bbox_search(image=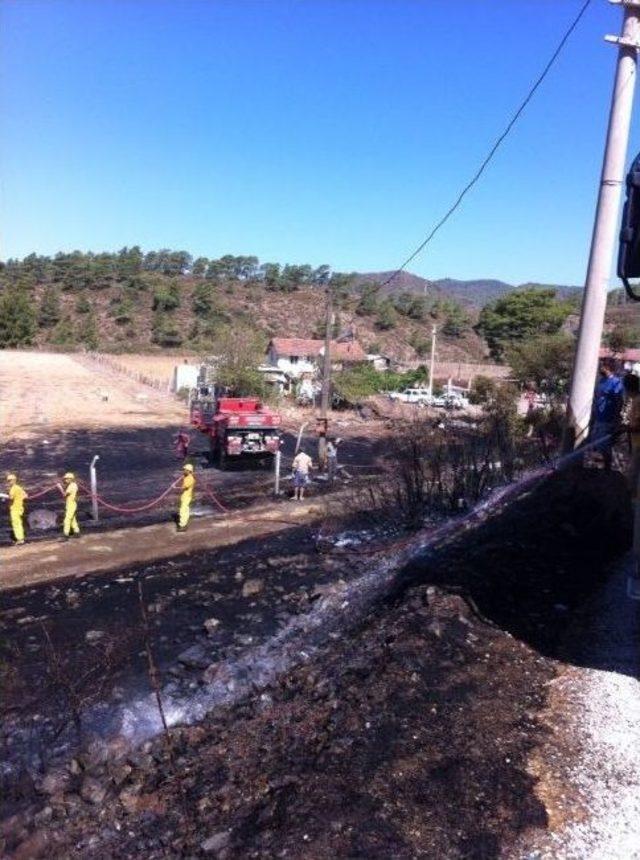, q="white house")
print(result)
[266,337,367,377]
